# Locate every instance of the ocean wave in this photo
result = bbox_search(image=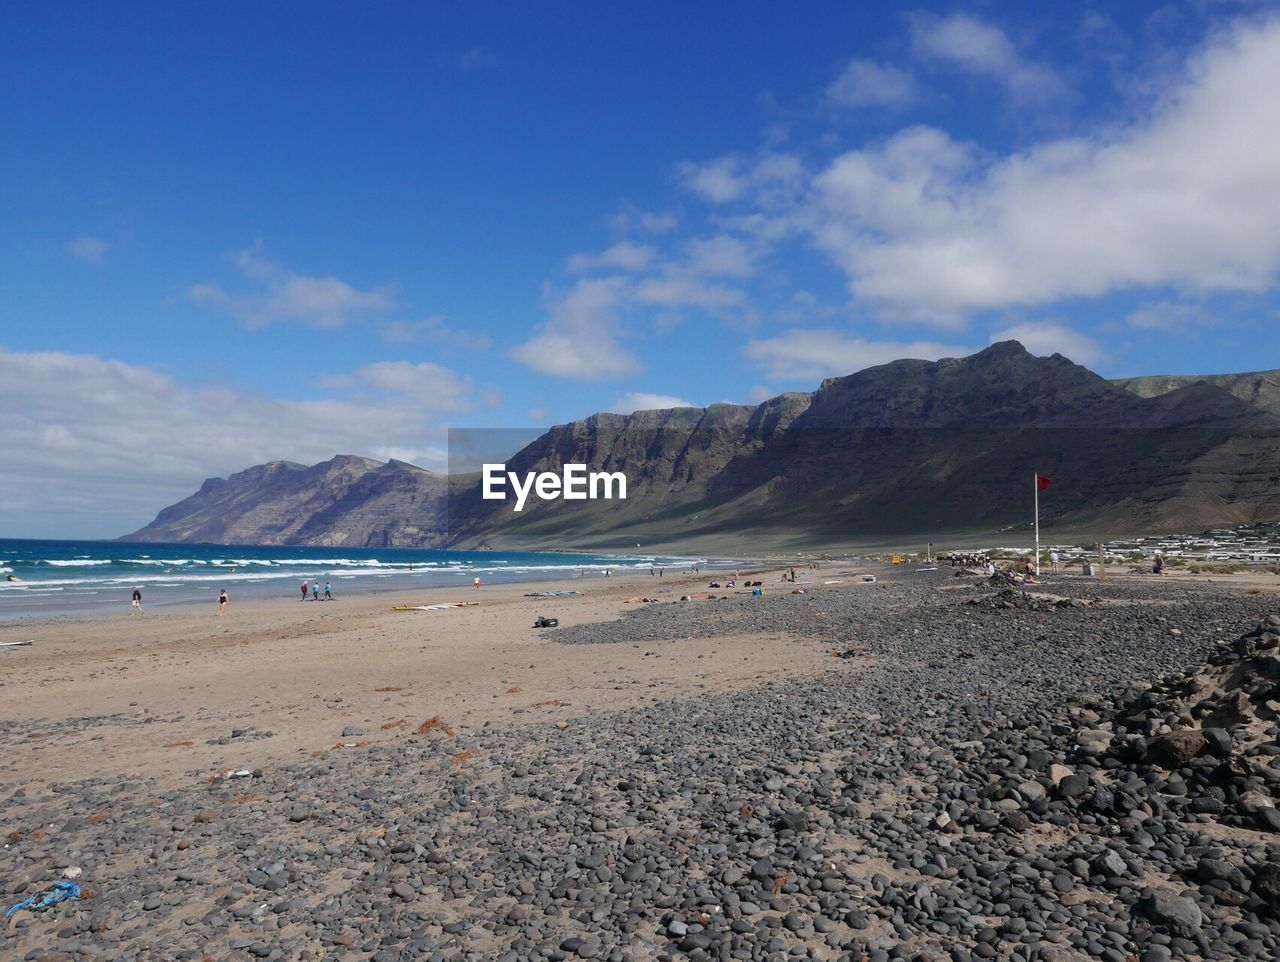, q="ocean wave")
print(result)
[43,559,113,566]
[119,558,204,566]
[0,565,466,588]
[0,559,688,590]
[2,572,311,588]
